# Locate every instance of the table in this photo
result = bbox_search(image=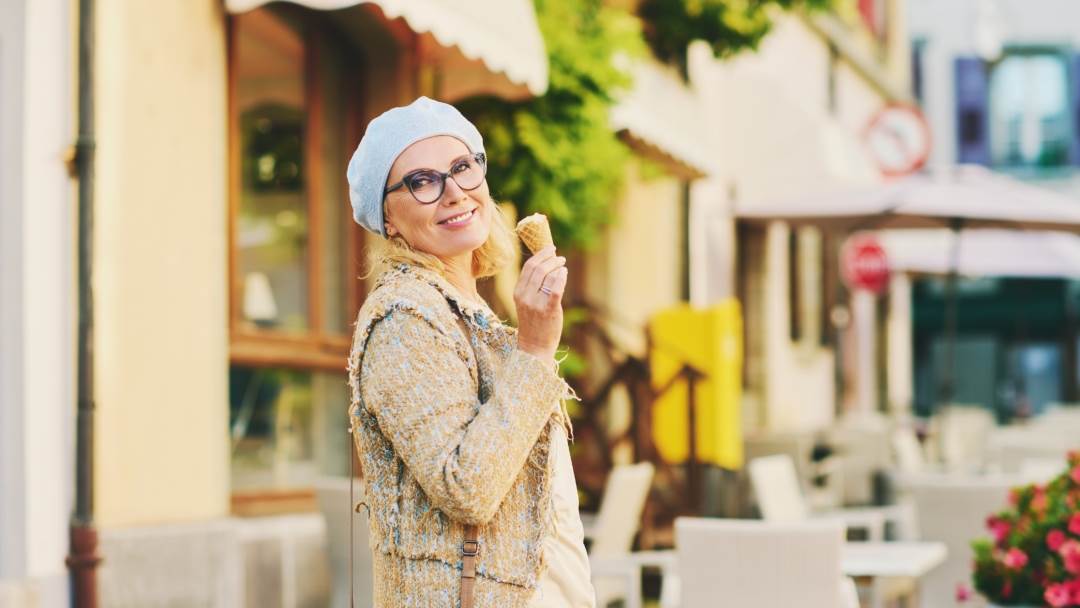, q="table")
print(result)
[842,542,947,608]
